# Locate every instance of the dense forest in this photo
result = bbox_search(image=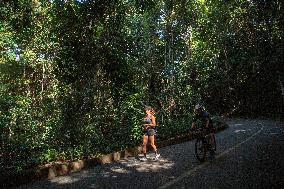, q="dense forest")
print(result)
[1,0,283,172]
